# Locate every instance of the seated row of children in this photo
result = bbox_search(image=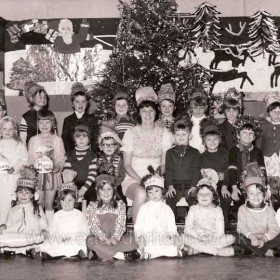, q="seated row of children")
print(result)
[1,161,280,261]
